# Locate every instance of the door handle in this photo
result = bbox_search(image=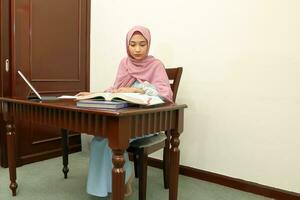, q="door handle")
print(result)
[5,59,9,72]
